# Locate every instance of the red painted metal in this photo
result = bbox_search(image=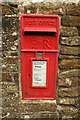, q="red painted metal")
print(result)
[21,14,59,100]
